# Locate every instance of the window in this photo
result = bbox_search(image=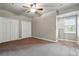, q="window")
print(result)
[56,15,77,40]
[64,16,76,33]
